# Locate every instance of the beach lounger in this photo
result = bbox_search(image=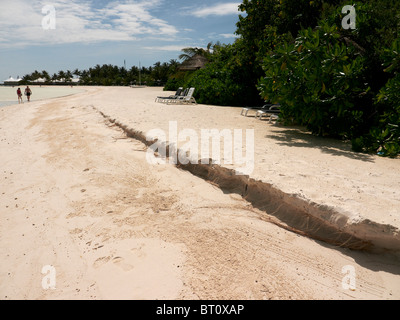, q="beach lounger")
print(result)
[158,88,189,104]
[155,87,184,103]
[166,87,197,105]
[255,104,281,123]
[241,105,268,117]
[241,104,280,117]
